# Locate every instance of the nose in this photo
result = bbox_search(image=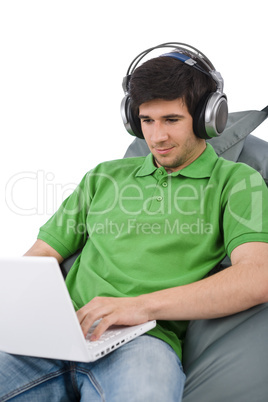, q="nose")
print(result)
[151,121,169,143]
